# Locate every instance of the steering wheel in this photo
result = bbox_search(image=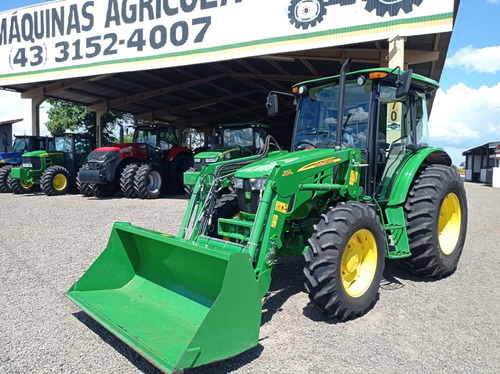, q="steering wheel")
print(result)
[294,141,316,151]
